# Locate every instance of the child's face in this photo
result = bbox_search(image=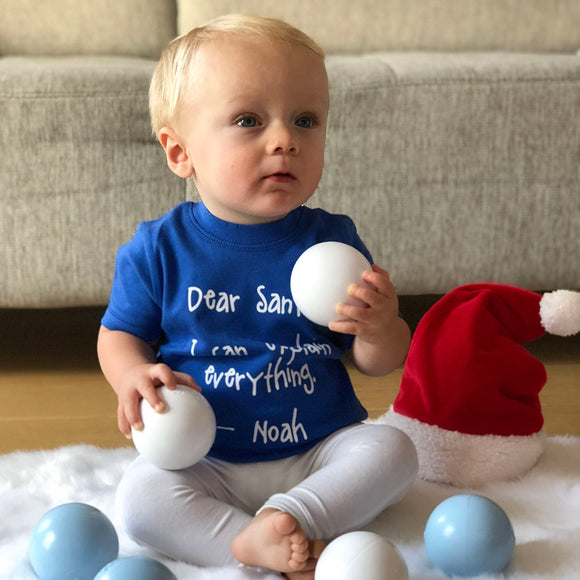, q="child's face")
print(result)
[164,36,329,225]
